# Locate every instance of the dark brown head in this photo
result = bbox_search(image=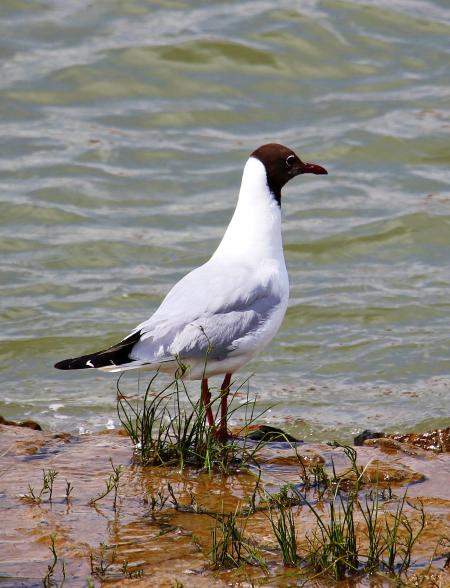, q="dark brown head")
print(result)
[251,143,327,205]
